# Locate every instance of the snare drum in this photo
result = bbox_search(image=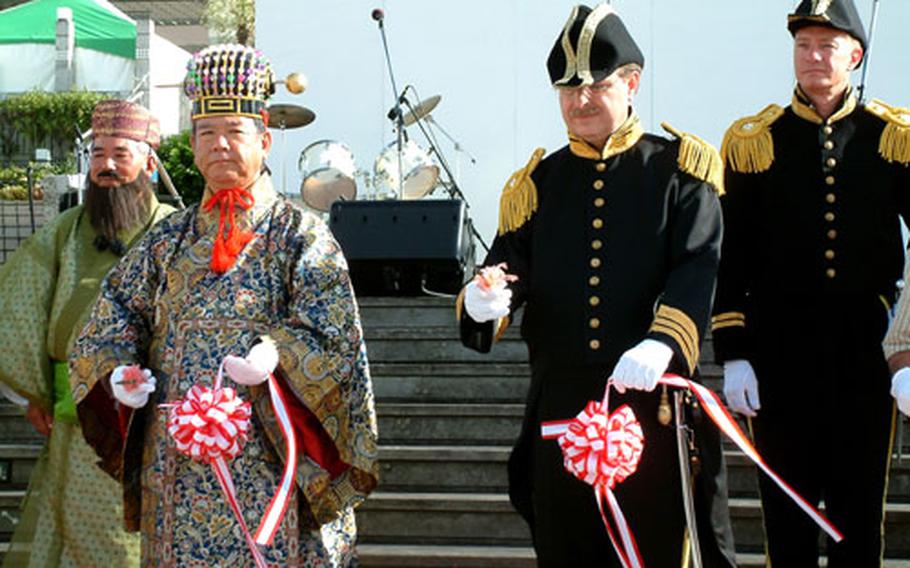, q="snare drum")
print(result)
[373,140,439,199]
[298,140,357,211]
